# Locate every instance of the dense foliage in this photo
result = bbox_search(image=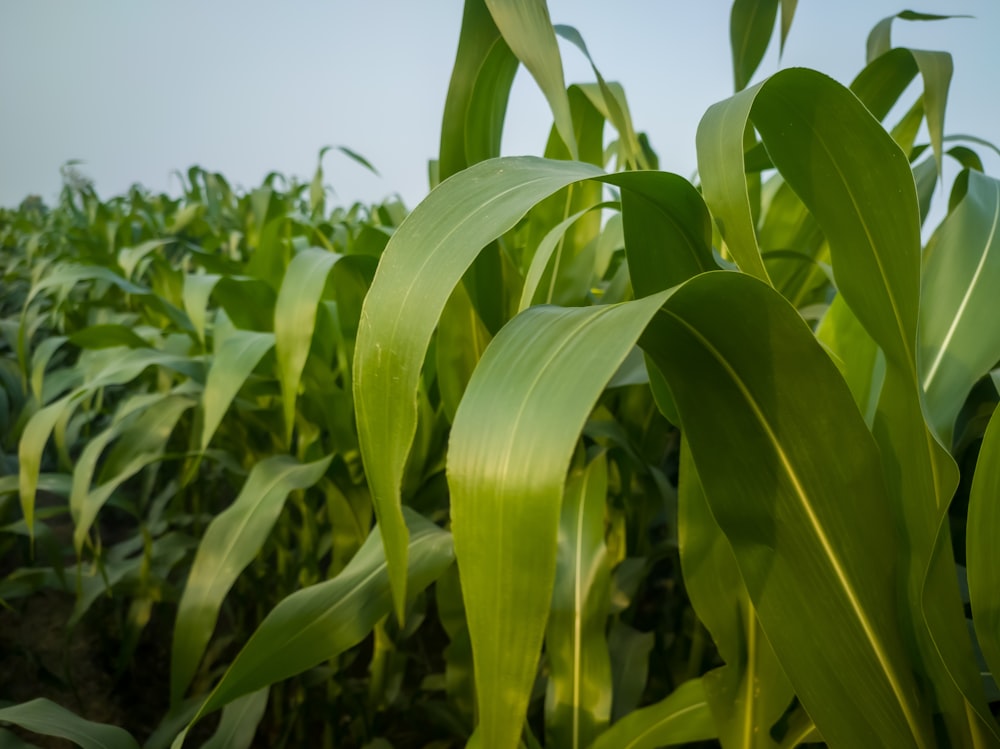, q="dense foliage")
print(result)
[3,1,1000,748]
